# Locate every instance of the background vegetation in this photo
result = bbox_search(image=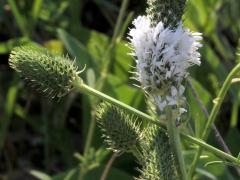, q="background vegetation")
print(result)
[0,0,240,179]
